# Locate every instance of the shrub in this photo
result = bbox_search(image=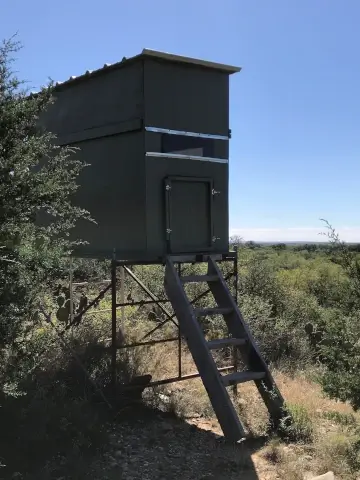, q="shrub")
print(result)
[318,311,360,410]
[280,403,314,443]
[0,37,91,353]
